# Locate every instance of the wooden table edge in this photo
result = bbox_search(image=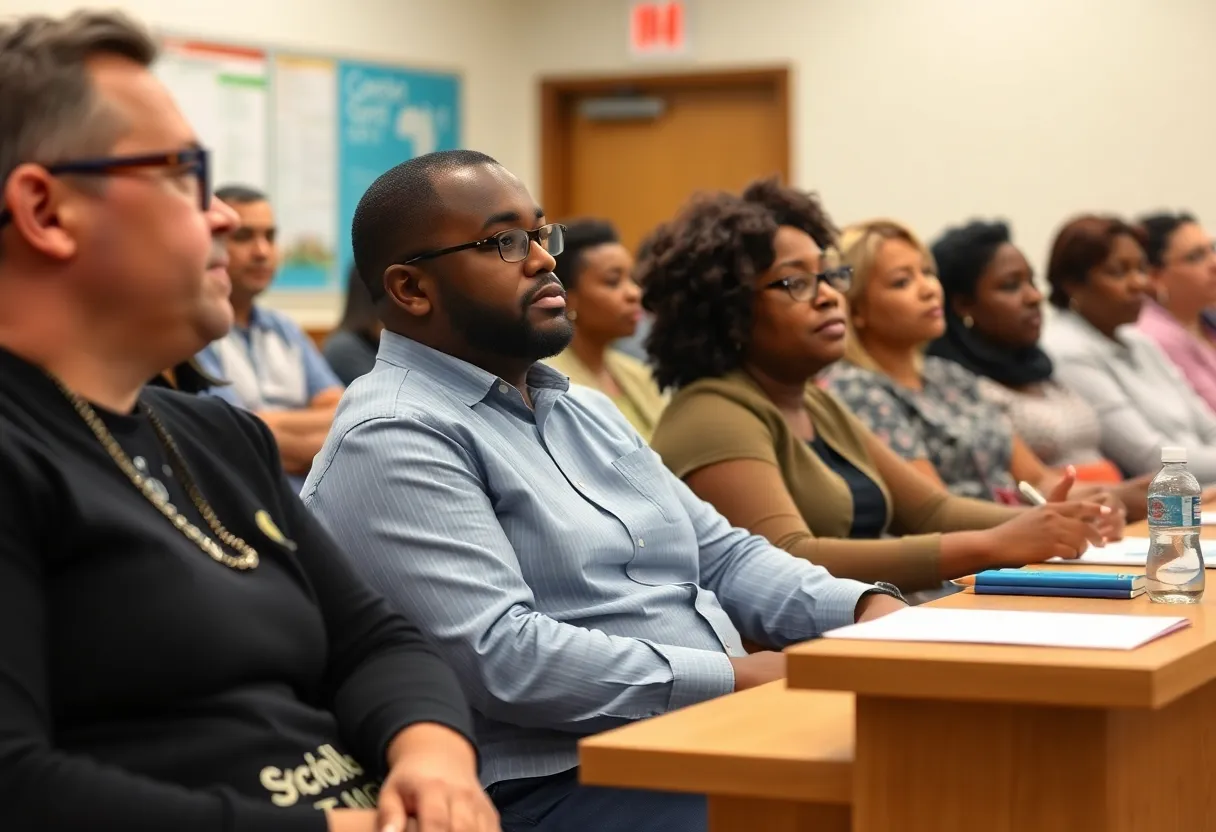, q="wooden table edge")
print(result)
[578,740,853,803]
[786,652,1168,709]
